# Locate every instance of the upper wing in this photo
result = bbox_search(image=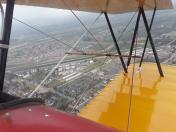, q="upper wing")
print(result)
[15,0,173,14]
